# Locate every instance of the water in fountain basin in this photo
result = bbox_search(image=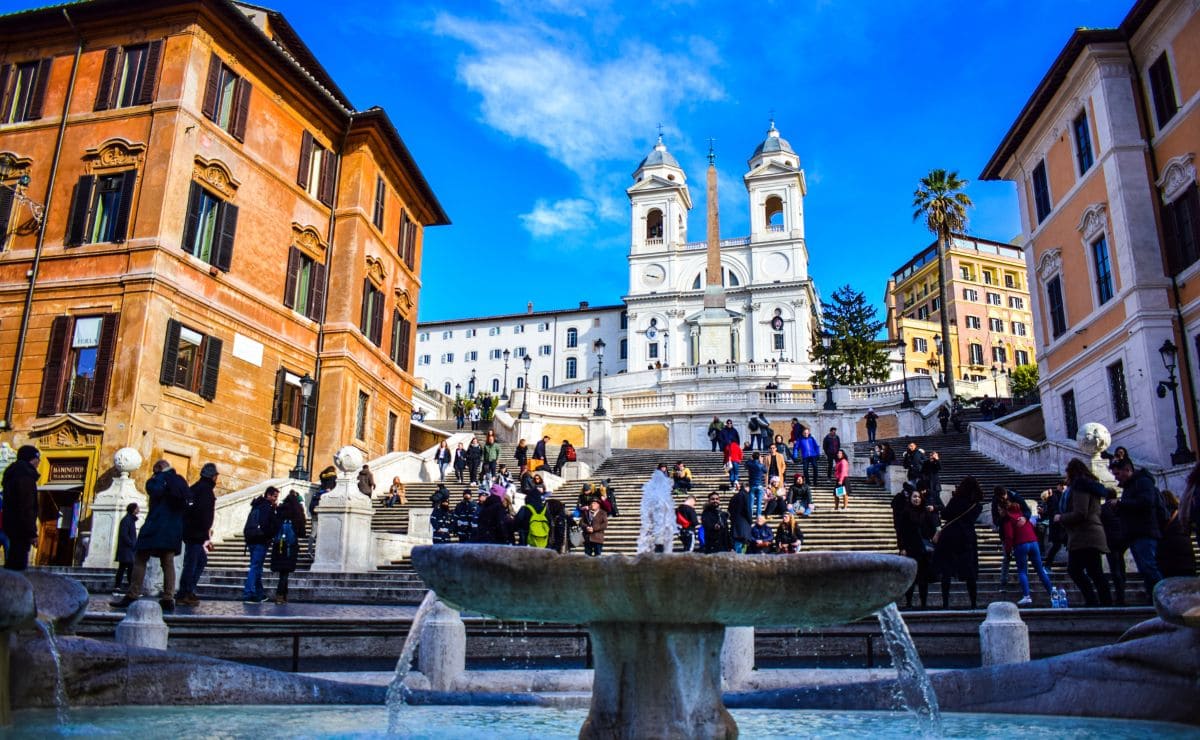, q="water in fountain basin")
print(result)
[386,590,440,734]
[875,603,941,736]
[33,619,68,725]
